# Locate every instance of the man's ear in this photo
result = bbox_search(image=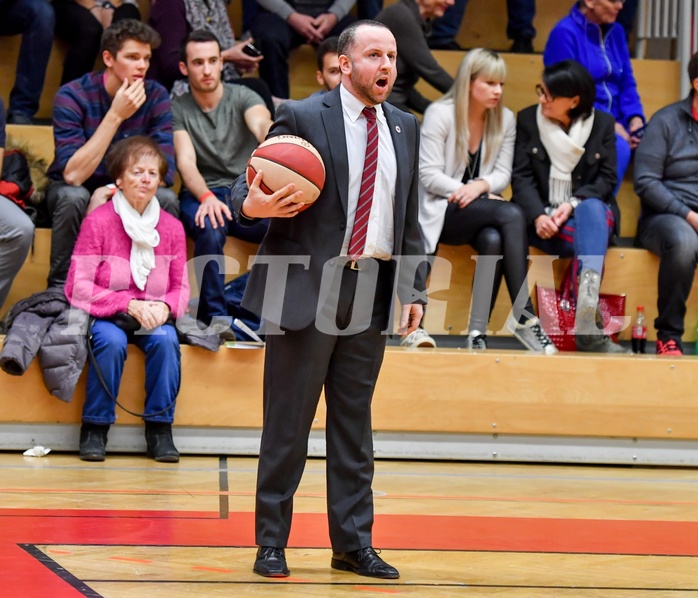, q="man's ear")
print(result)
[339,54,353,76]
[102,50,115,69]
[179,61,189,77]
